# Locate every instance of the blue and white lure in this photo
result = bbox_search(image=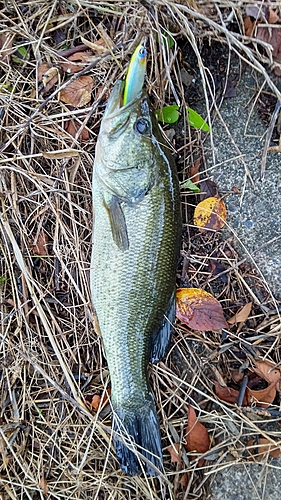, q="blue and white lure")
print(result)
[123,44,147,106]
